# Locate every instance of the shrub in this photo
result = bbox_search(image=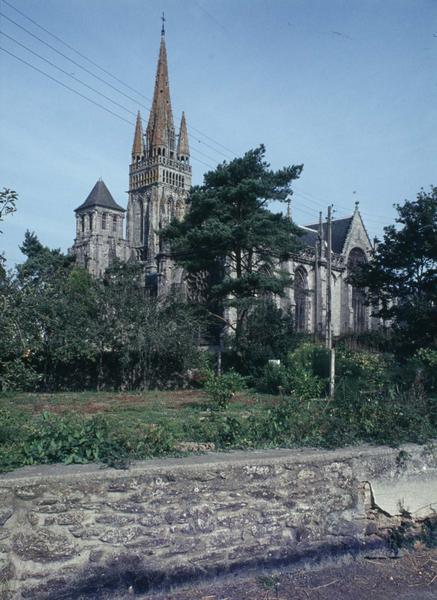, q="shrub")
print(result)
[411,348,437,393]
[256,362,289,394]
[335,347,393,390]
[204,369,246,410]
[0,359,42,392]
[255,343,329,399]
